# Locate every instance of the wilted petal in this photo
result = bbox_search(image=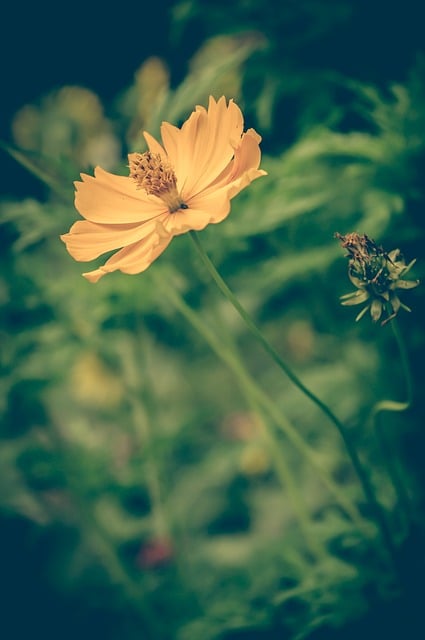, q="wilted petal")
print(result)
[399,258,417,276]
[395,279,420,289]
[390,294,401,314]
[388,249,403,263]
[370,298,383,321]
[355,306,370,322]
[340,290,370,306]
